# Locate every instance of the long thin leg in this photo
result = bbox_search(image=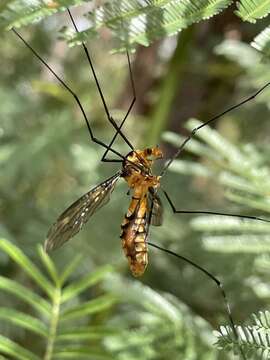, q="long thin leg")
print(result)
[67,8,135,160]
[101,50,136,162]
[146,195,245,359]
[12,28,125,162]
[160,82,270,176]
[162,188,270,223]
[147,241,246,360]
